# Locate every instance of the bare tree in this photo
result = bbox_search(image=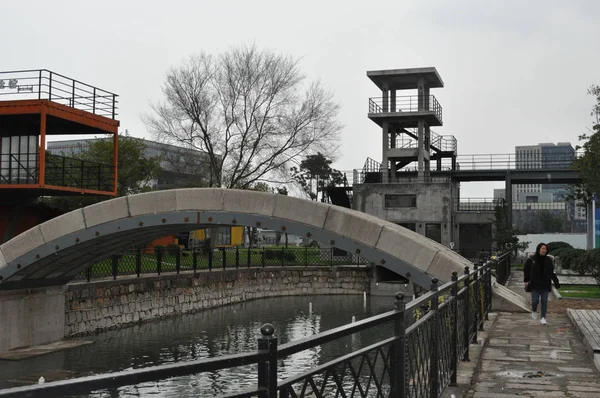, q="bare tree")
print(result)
[143,44,343,189]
